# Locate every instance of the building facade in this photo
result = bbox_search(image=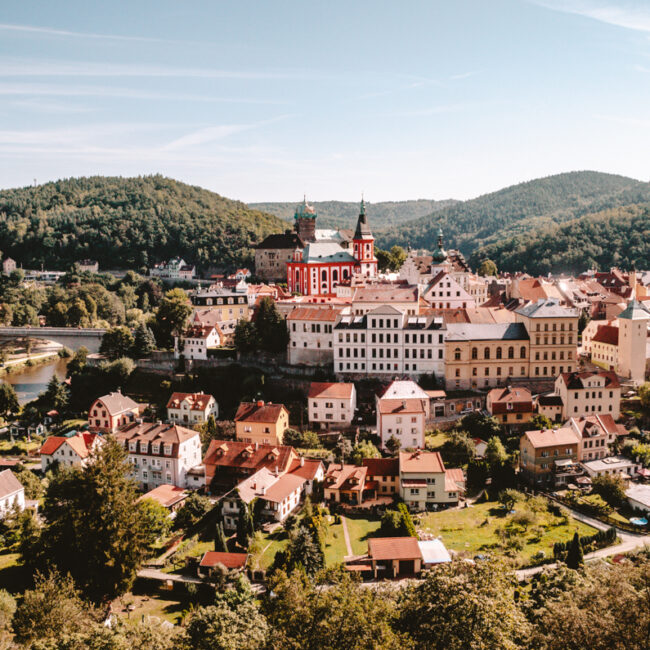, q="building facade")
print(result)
[88,391,140,433]
[287,306,340,366]
[167,392,219,425]
[555,370,621,420]
[234,401,290,446]
[333,306,445,378]
[308,382,357,429]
